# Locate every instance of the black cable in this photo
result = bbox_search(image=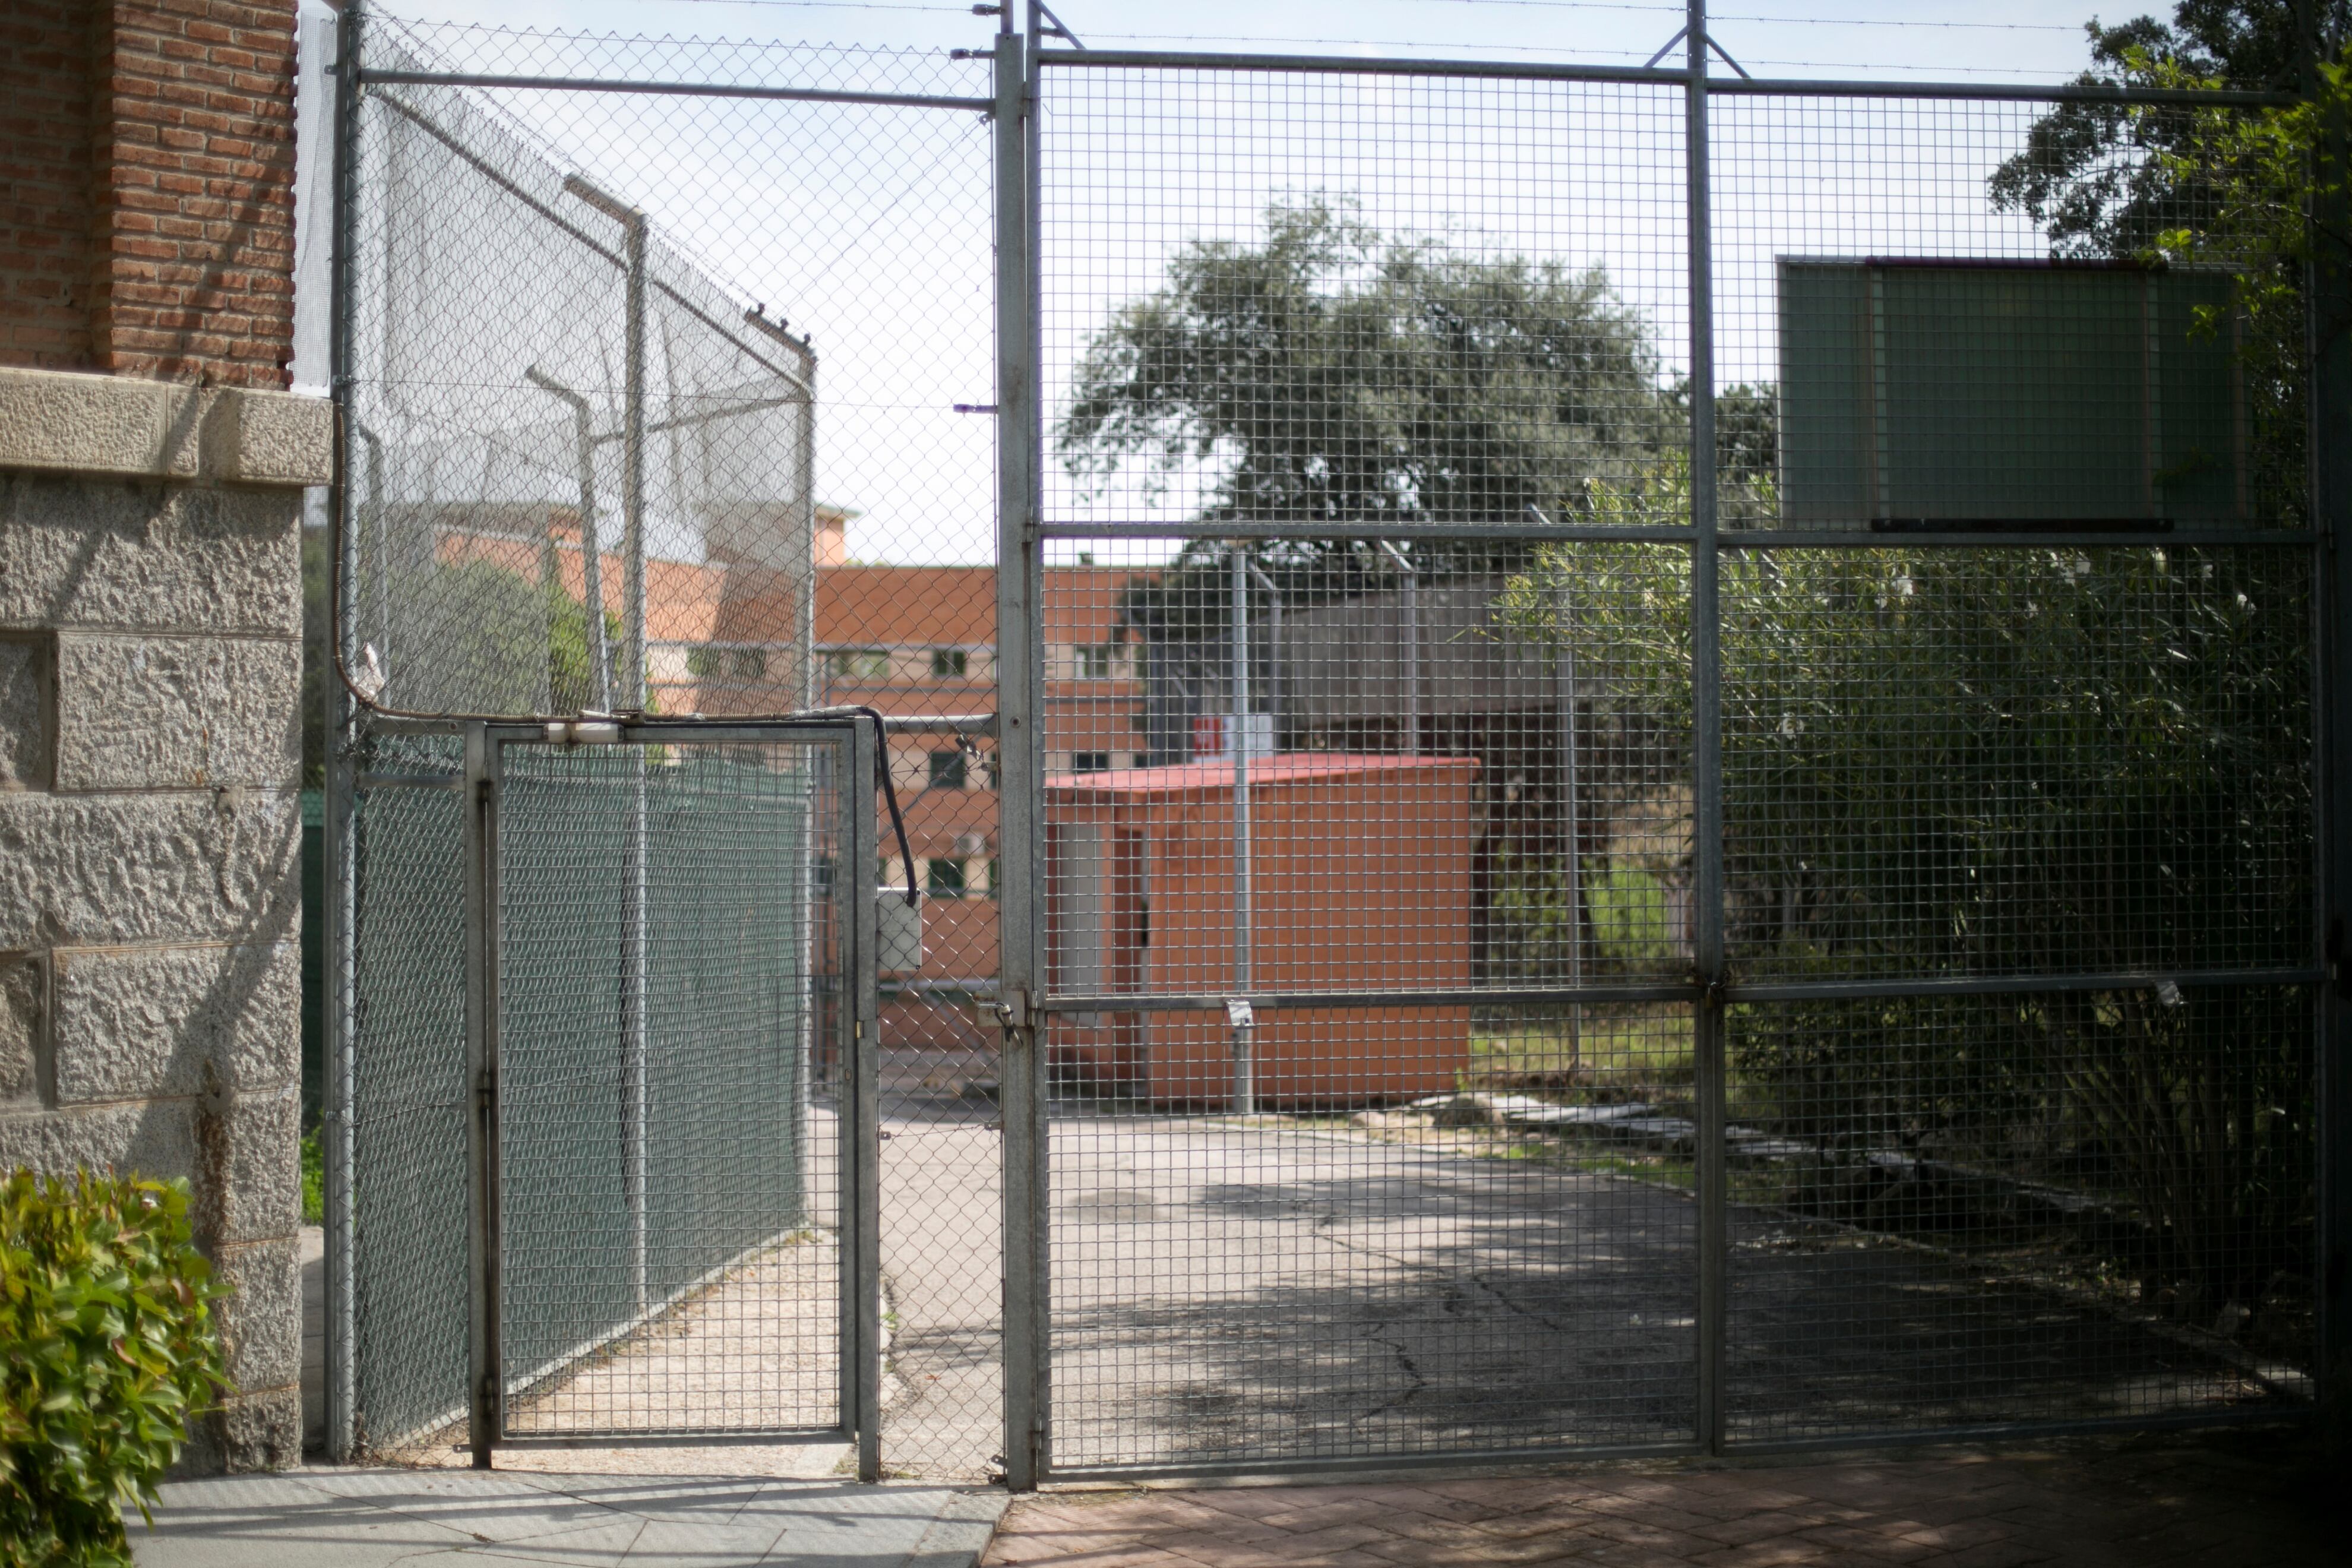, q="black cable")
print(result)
[848,706,920,906]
